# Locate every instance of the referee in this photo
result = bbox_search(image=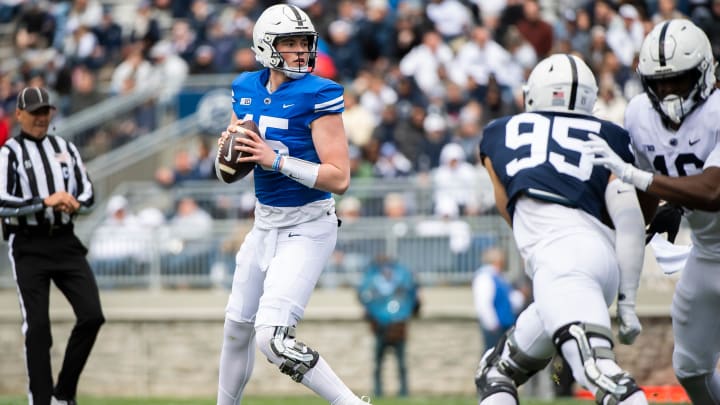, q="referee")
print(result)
[0,87,104,405]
